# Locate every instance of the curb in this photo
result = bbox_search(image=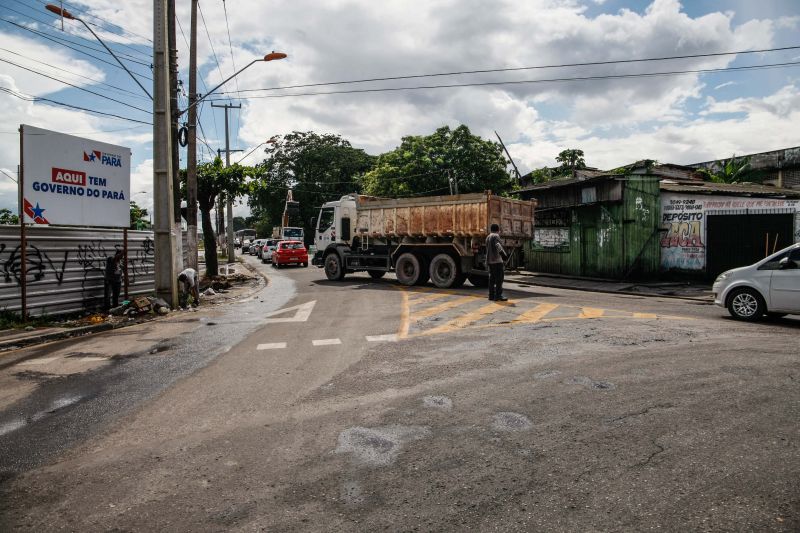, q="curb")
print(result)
[0,262,267,361]
[509,278,713,303]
